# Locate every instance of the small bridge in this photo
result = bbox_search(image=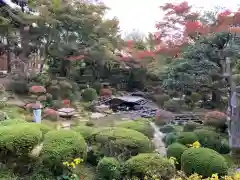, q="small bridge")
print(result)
[171,113,204,124]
